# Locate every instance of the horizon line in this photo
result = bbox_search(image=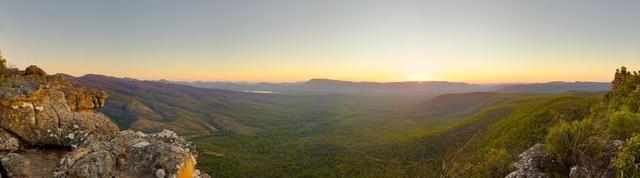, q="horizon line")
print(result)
[59,72,613,85]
